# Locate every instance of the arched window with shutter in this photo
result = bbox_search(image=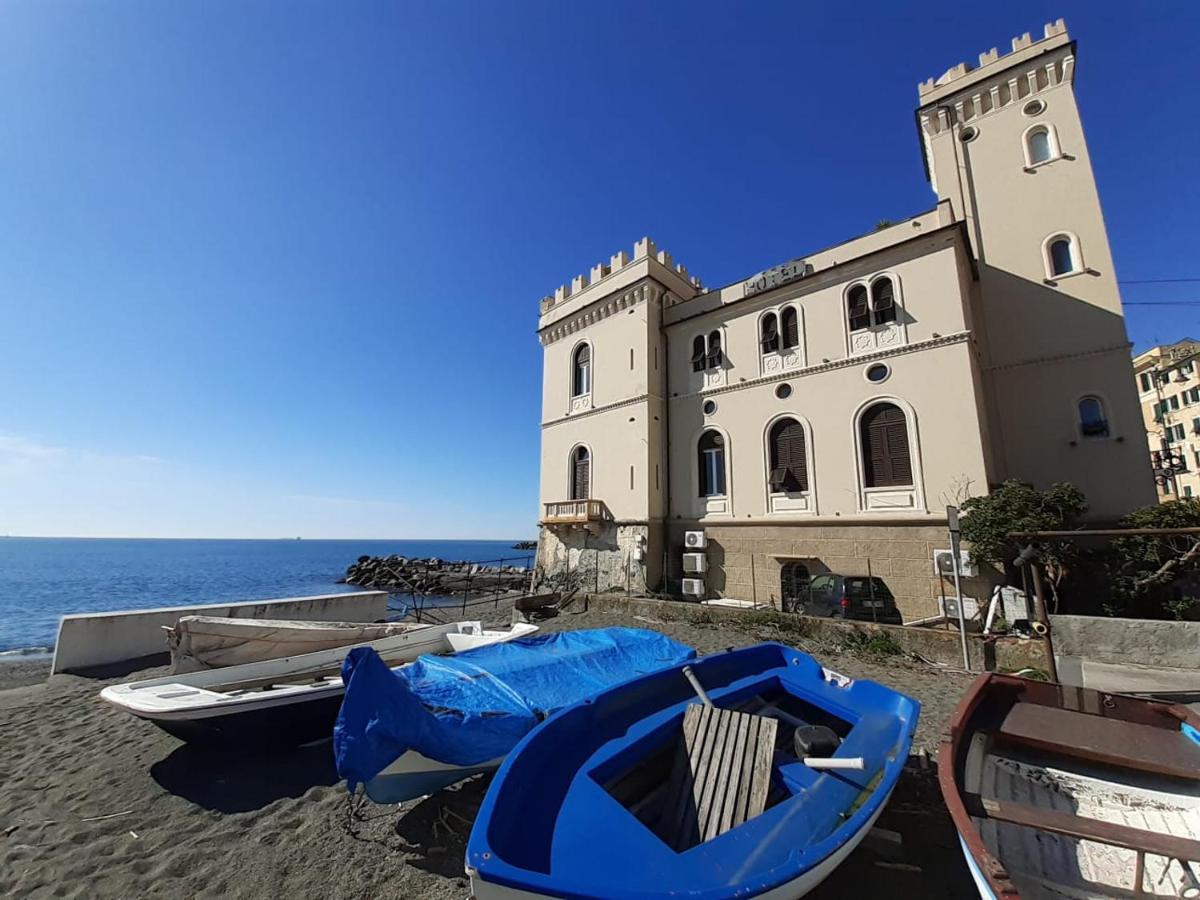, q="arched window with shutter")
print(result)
[571,343,591,397]
[859,402,913,488]
[847,285,871,331]
[781,307,799,350]
[569,445,591,500]
[1045,234,1080,278]
[697,430,726,497]
[690,335,707,373]
[706,330,722,369]
[871,278,897,325]
[768,417,808,493]
[760,313,779,354]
